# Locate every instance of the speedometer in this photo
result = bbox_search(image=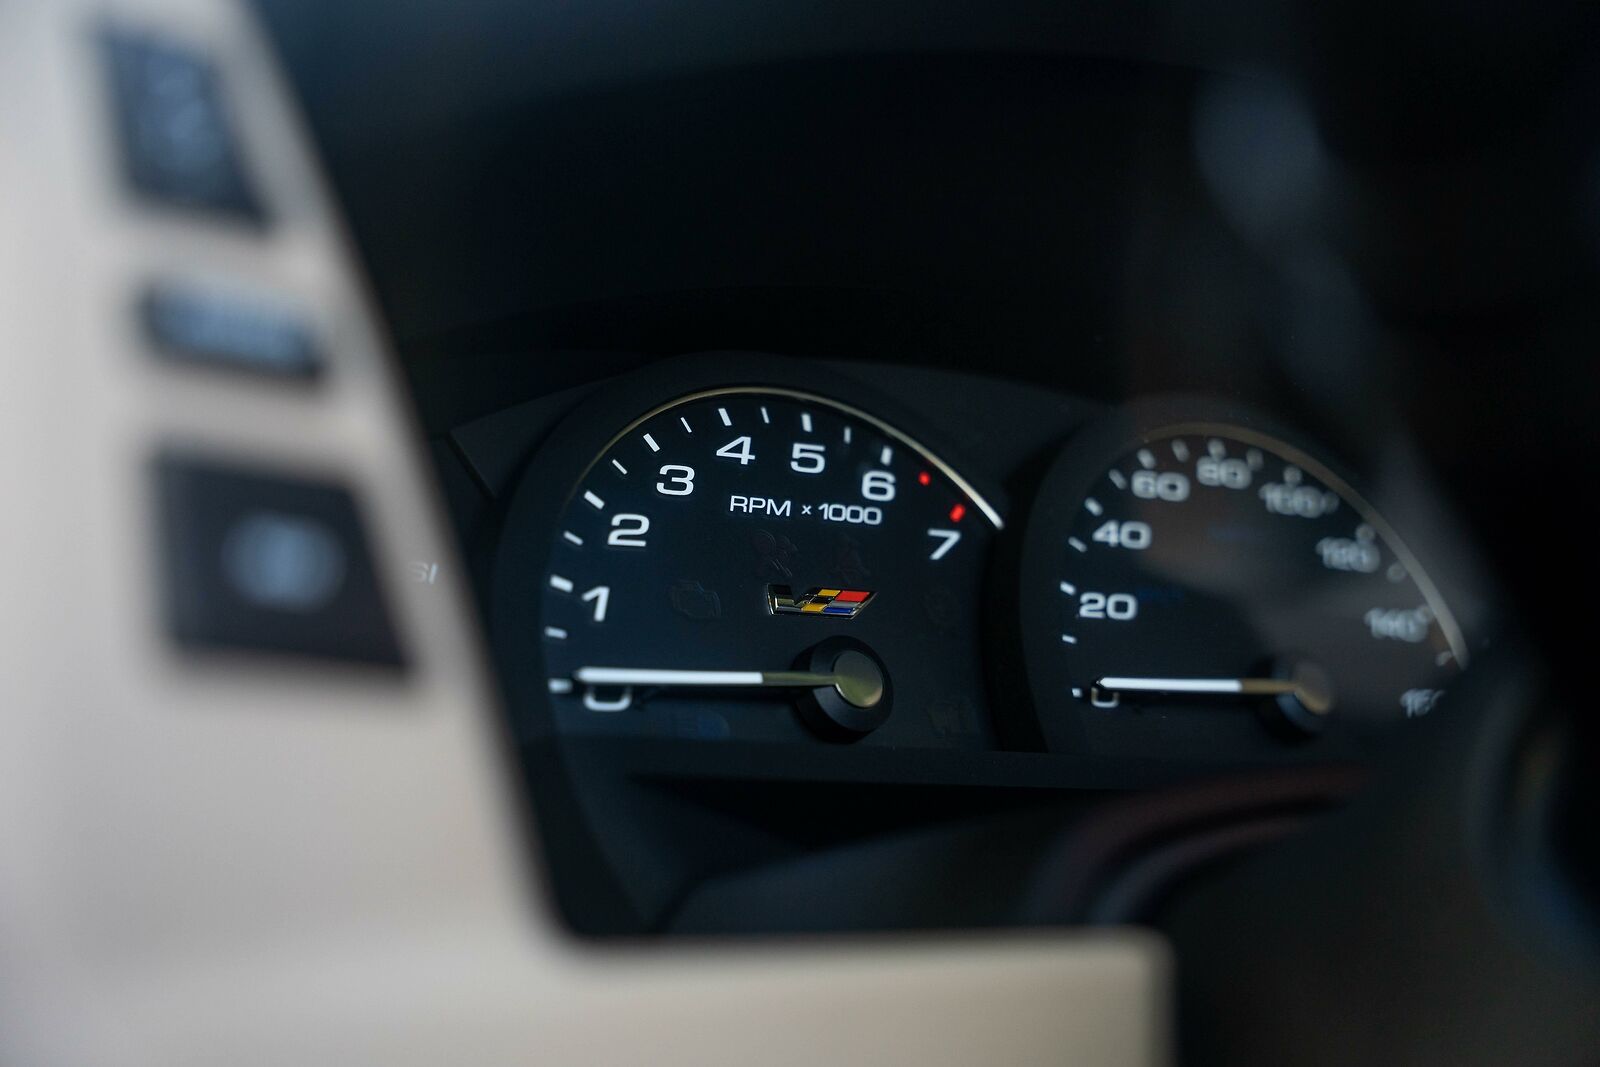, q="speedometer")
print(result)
[493,359,1003,748]
[1018,399,1470,761]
